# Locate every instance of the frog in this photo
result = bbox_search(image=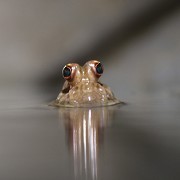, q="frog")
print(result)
[52,60,121,107]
